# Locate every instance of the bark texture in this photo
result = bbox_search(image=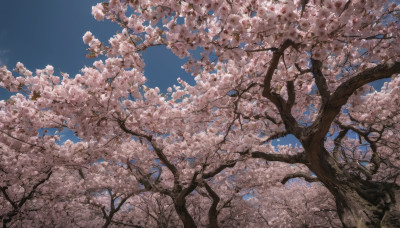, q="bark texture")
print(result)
[174,198,197,228]
[259,41,400,227]
[303,143,400,228]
